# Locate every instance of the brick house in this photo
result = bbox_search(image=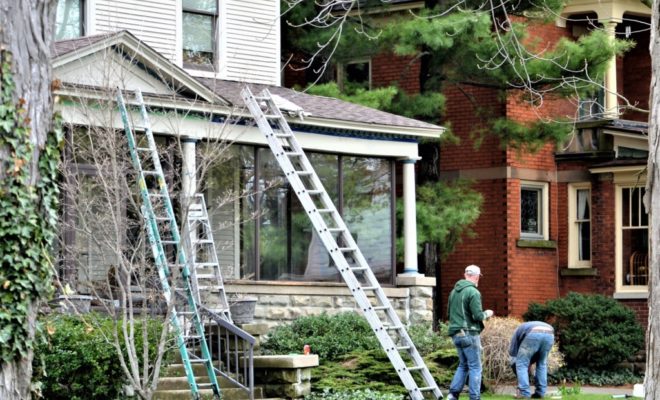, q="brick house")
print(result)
[282,0,652,324]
